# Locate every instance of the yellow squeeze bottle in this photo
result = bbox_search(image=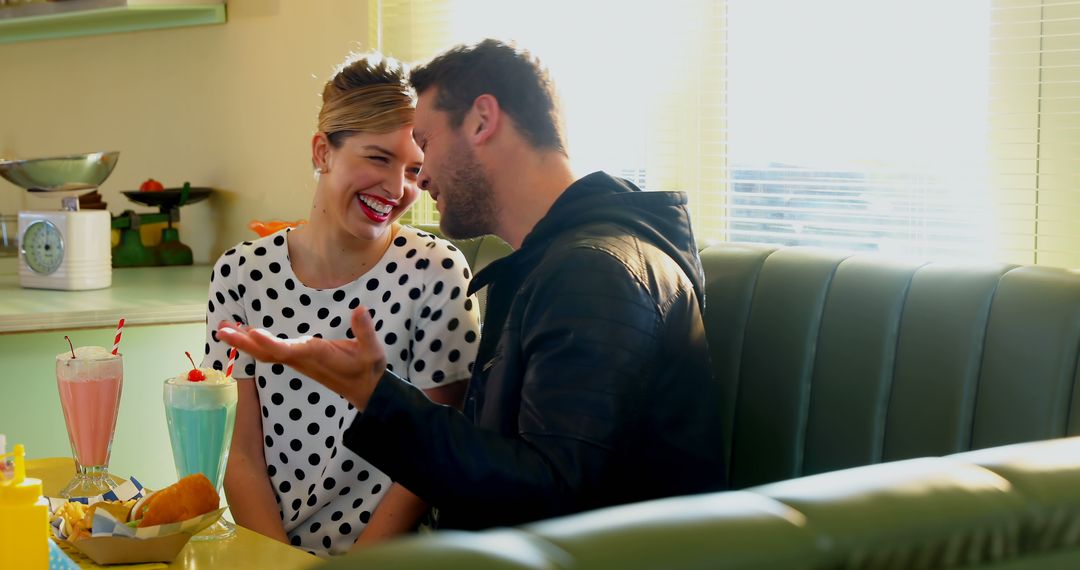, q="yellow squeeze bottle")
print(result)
[0,444,49,570]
